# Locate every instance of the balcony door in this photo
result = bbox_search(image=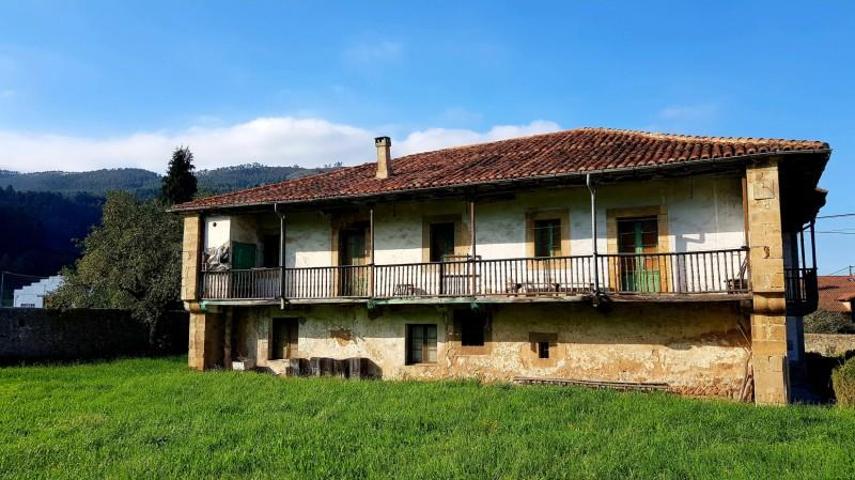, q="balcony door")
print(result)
[339,224,369,296]
[617,217,660,293]
[430,222,459,294]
